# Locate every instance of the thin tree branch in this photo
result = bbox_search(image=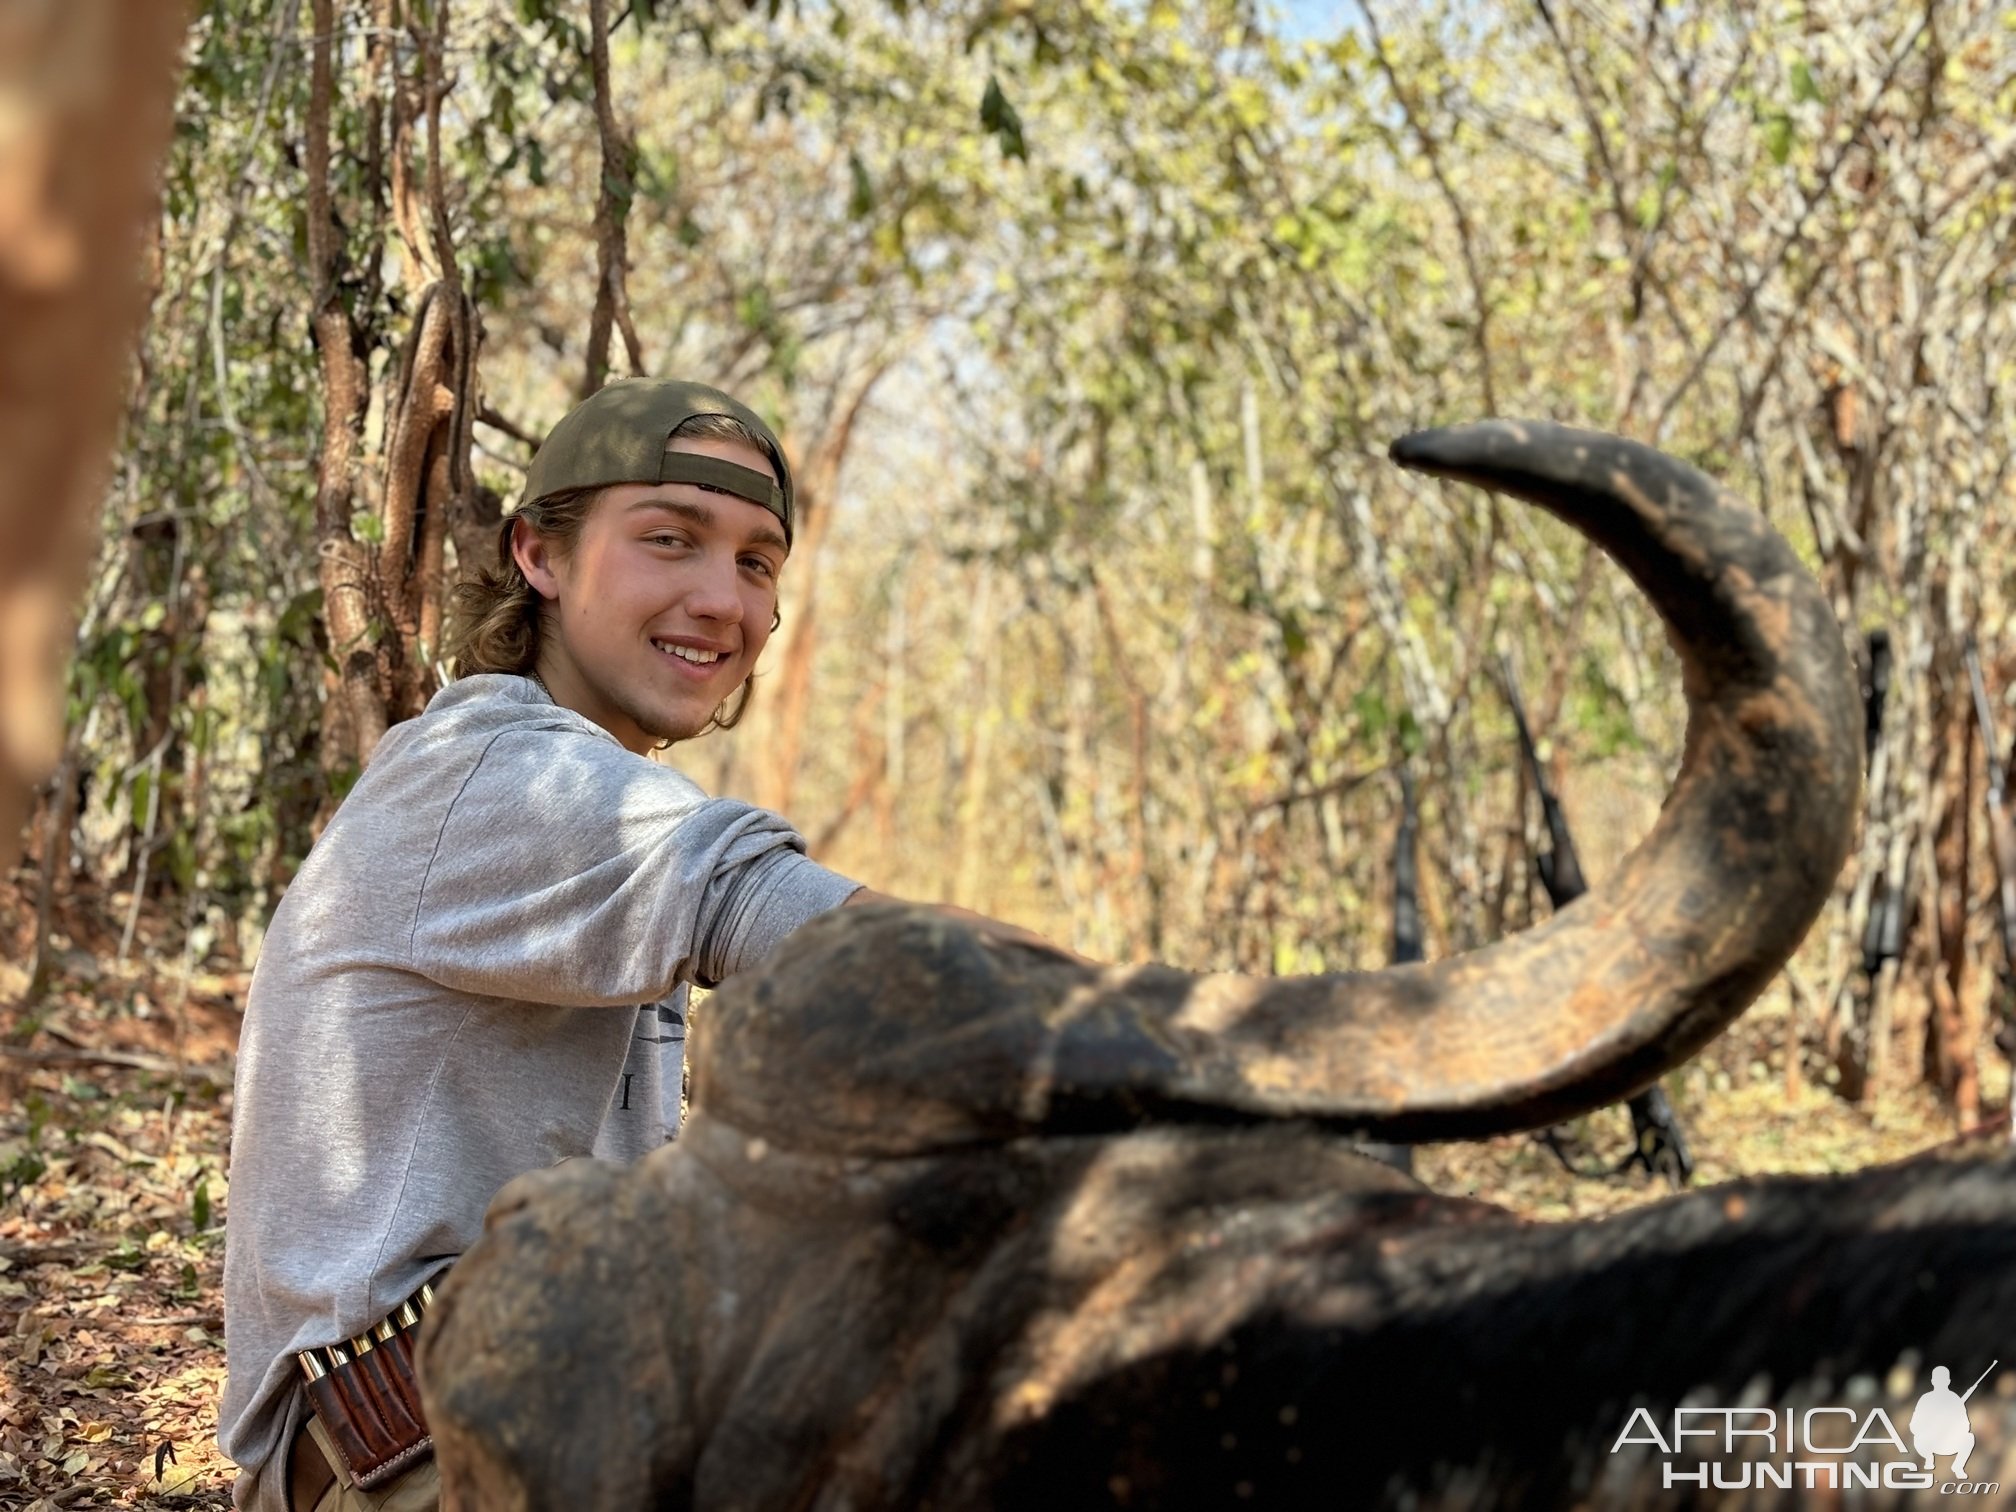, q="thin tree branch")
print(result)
[1359,0,1499,413]
[1651,9,1935,437]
